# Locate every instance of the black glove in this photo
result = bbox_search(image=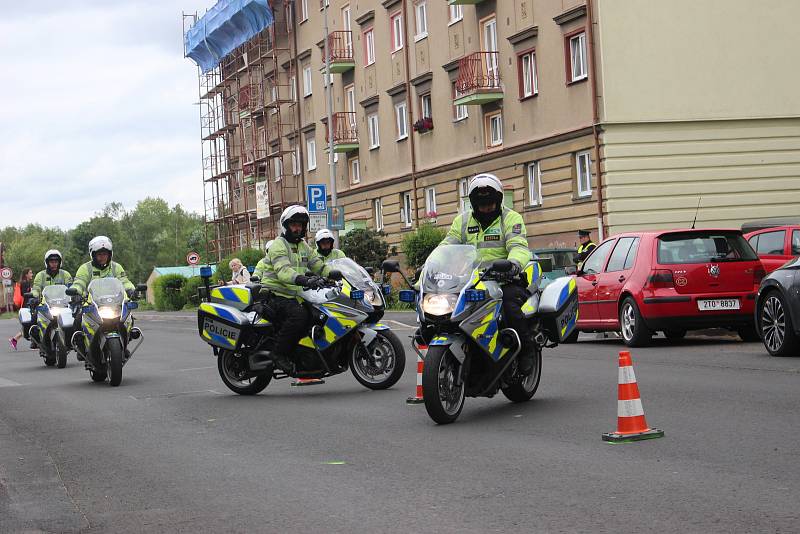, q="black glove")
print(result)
[307,276,325,289]
[296,275,324,289]
[126,288,136,299]
[508,263,521,277]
